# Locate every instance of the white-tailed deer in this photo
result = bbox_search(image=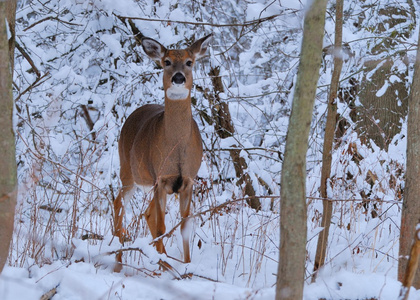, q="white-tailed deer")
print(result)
[113,34,212,271]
